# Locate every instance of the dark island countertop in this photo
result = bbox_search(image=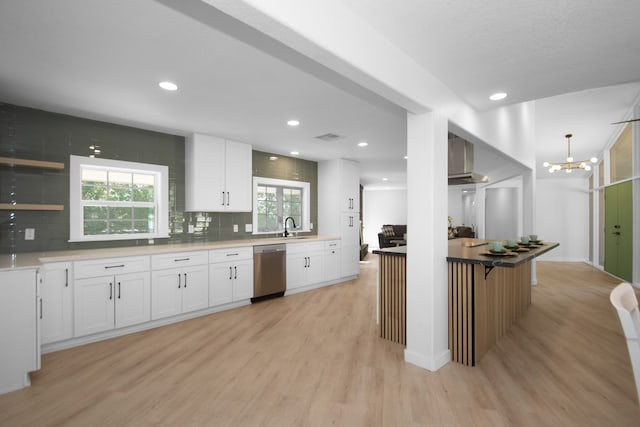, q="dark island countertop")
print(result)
[373,238,558,267]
